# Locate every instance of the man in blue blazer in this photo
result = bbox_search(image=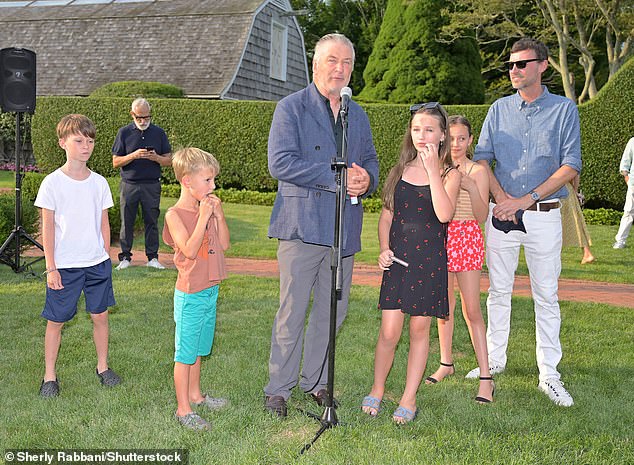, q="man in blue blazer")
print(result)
[264,33,379,417]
